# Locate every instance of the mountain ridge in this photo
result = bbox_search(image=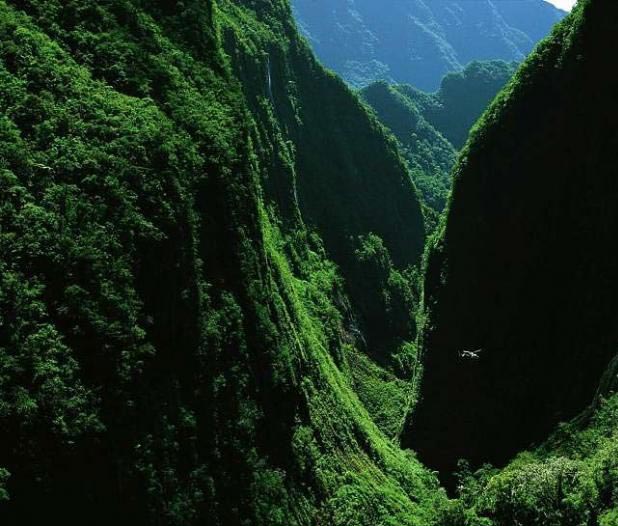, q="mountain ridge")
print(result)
[359,60,518,218]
